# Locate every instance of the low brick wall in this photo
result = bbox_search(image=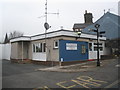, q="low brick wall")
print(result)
[61,60,88,66]
[11,59,32,64]
[11,59,91,66]
[31,60,89,66]
[31,60,60,66]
